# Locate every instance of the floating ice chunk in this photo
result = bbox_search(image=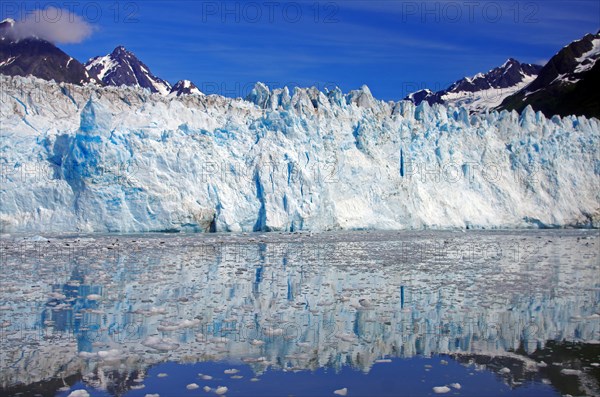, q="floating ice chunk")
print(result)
[157,373,168,377]
[537,361,548,367]
[135,307,168,316]
[200,374,213,380]
[179,319,201,328]
[224,368,239,374]
[186,383,200,390]
[195,334,206,342]
[27,235,47,241]
[86,294,102,300]
[142,336,180,351]
[67,390,90,397]
[215,386,228,395]
[358,298,372,307]
[145,394,160,397]
[499,367,511,374]
[149,307,167,315]
[338,334,356,342]
[450,383,461,390]
[433,386,451,393]
[560,369,582,375]
[263,328,283,336]
[157,324,180,332]
[250,339,265,346]
[97,349,121,361]
[375,359,392,363]
[203,386,212,392]
[333,388,348,396]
